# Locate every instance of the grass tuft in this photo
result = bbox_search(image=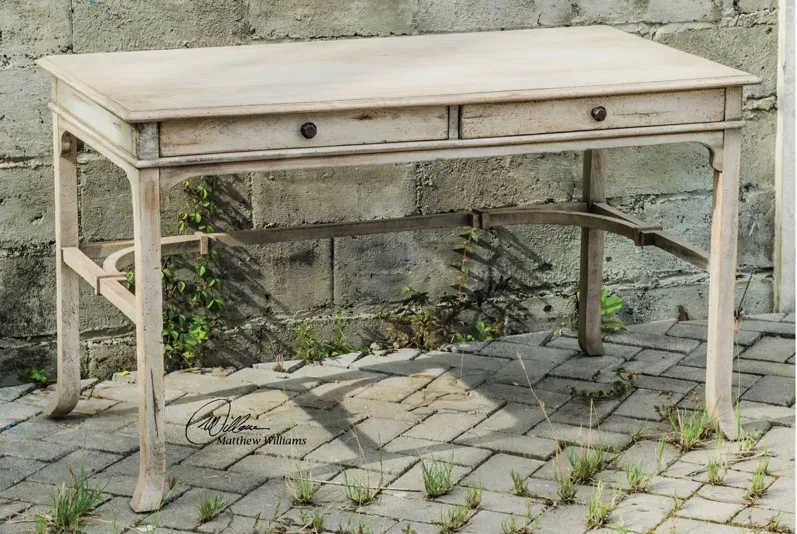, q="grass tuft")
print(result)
[624,460,652,493]
[285,463,320,504]
[510,470,531,497]
[746,457,769,501]
[465,483,483,509]
[585,481,616,530]
[37,466,105,532]
[421,456,455,498]
[666,408,713,451]
[298,509,325,533]
[567,444,606,484]
[342,470,383,506]
[500,503,540,534]
[438,504,473,534]
[197,493,226,523]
